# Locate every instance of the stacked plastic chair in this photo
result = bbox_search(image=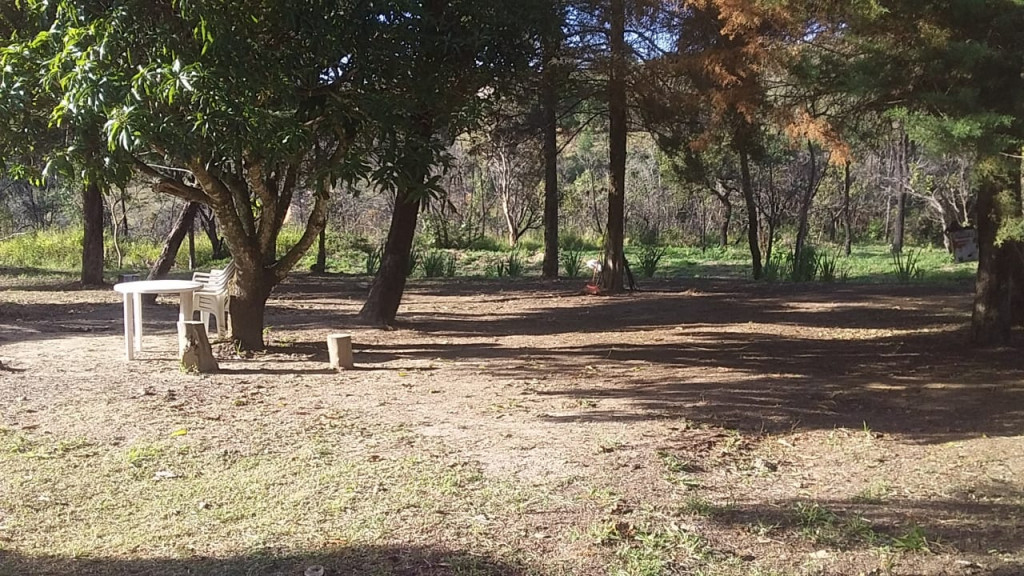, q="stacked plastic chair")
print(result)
[191,261,235,337]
